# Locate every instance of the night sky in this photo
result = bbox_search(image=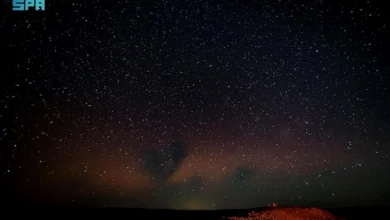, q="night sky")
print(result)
[1,0,390,209]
